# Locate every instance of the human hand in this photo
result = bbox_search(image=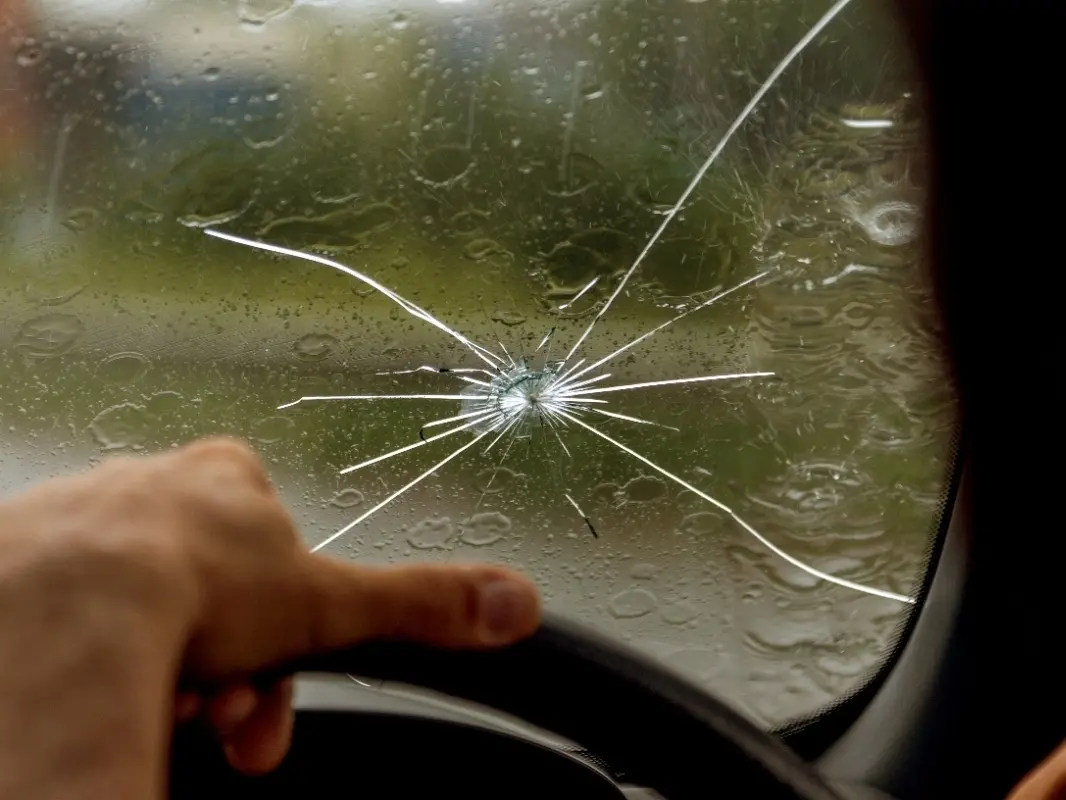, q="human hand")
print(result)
[1007,739,1066,800]
[0,437,540,799]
